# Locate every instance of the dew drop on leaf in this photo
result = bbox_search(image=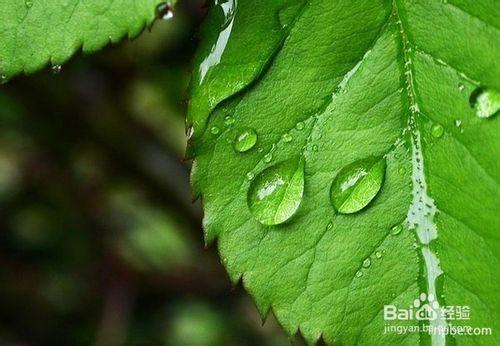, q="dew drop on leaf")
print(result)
[246,172,254,181]
[233,128,257,152]
[454,119,462,127]
[355,270,363,278]
[329,156,386,214]
[375,251,382,259]
[430,124,444,138]
[458,83,465,92]
[263,153,273,163]
[469,87,500,118]
[391,224,403,235]
[362,257,371,268]
[282,133,293,143]
[52,65,62,74]
[210,126,220,135]
[398,167,406,175]
[295,121,305,130]
[224,115,235,126]
[24,0,33,8]
[156,2,174,20]
[247,158,305,226]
